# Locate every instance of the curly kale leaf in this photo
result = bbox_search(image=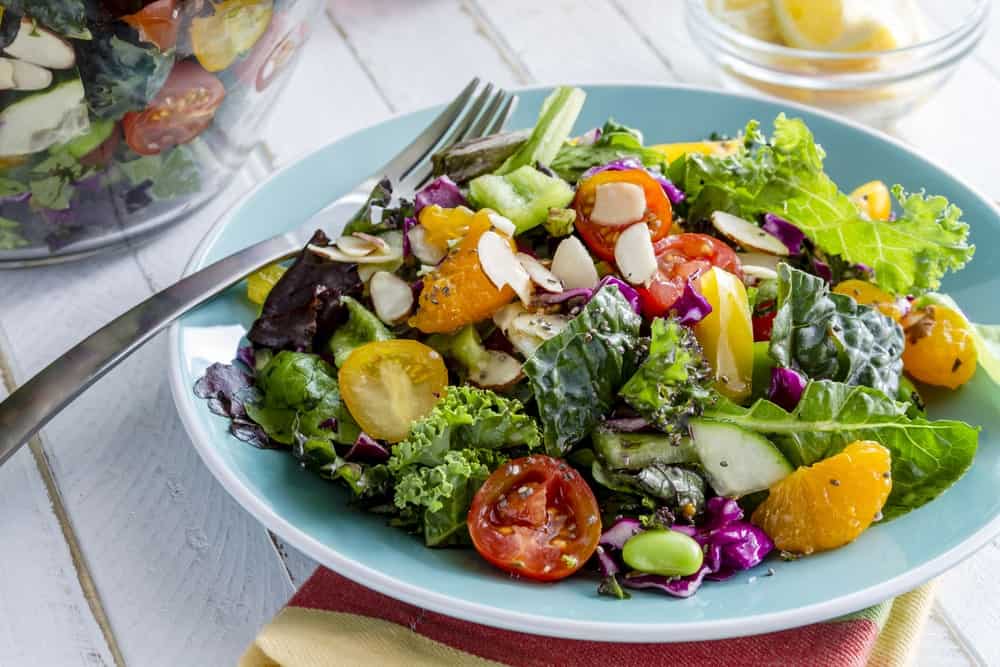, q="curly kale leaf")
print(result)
[676,115,974,295]
[6,1,90,38]
[770,263,904,397]
[74,28,172,119]
[387,386,539,546]
[328,296,393,367]
[704,380,979,519]
[619,317,714,440]
[525,285,643,456]
[244,351,358,448]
